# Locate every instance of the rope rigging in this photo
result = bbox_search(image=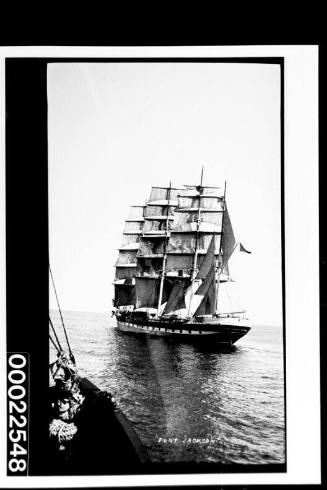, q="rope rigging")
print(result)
[49,317,63,352]
[49,332,61,353]
[49,265,74,362]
